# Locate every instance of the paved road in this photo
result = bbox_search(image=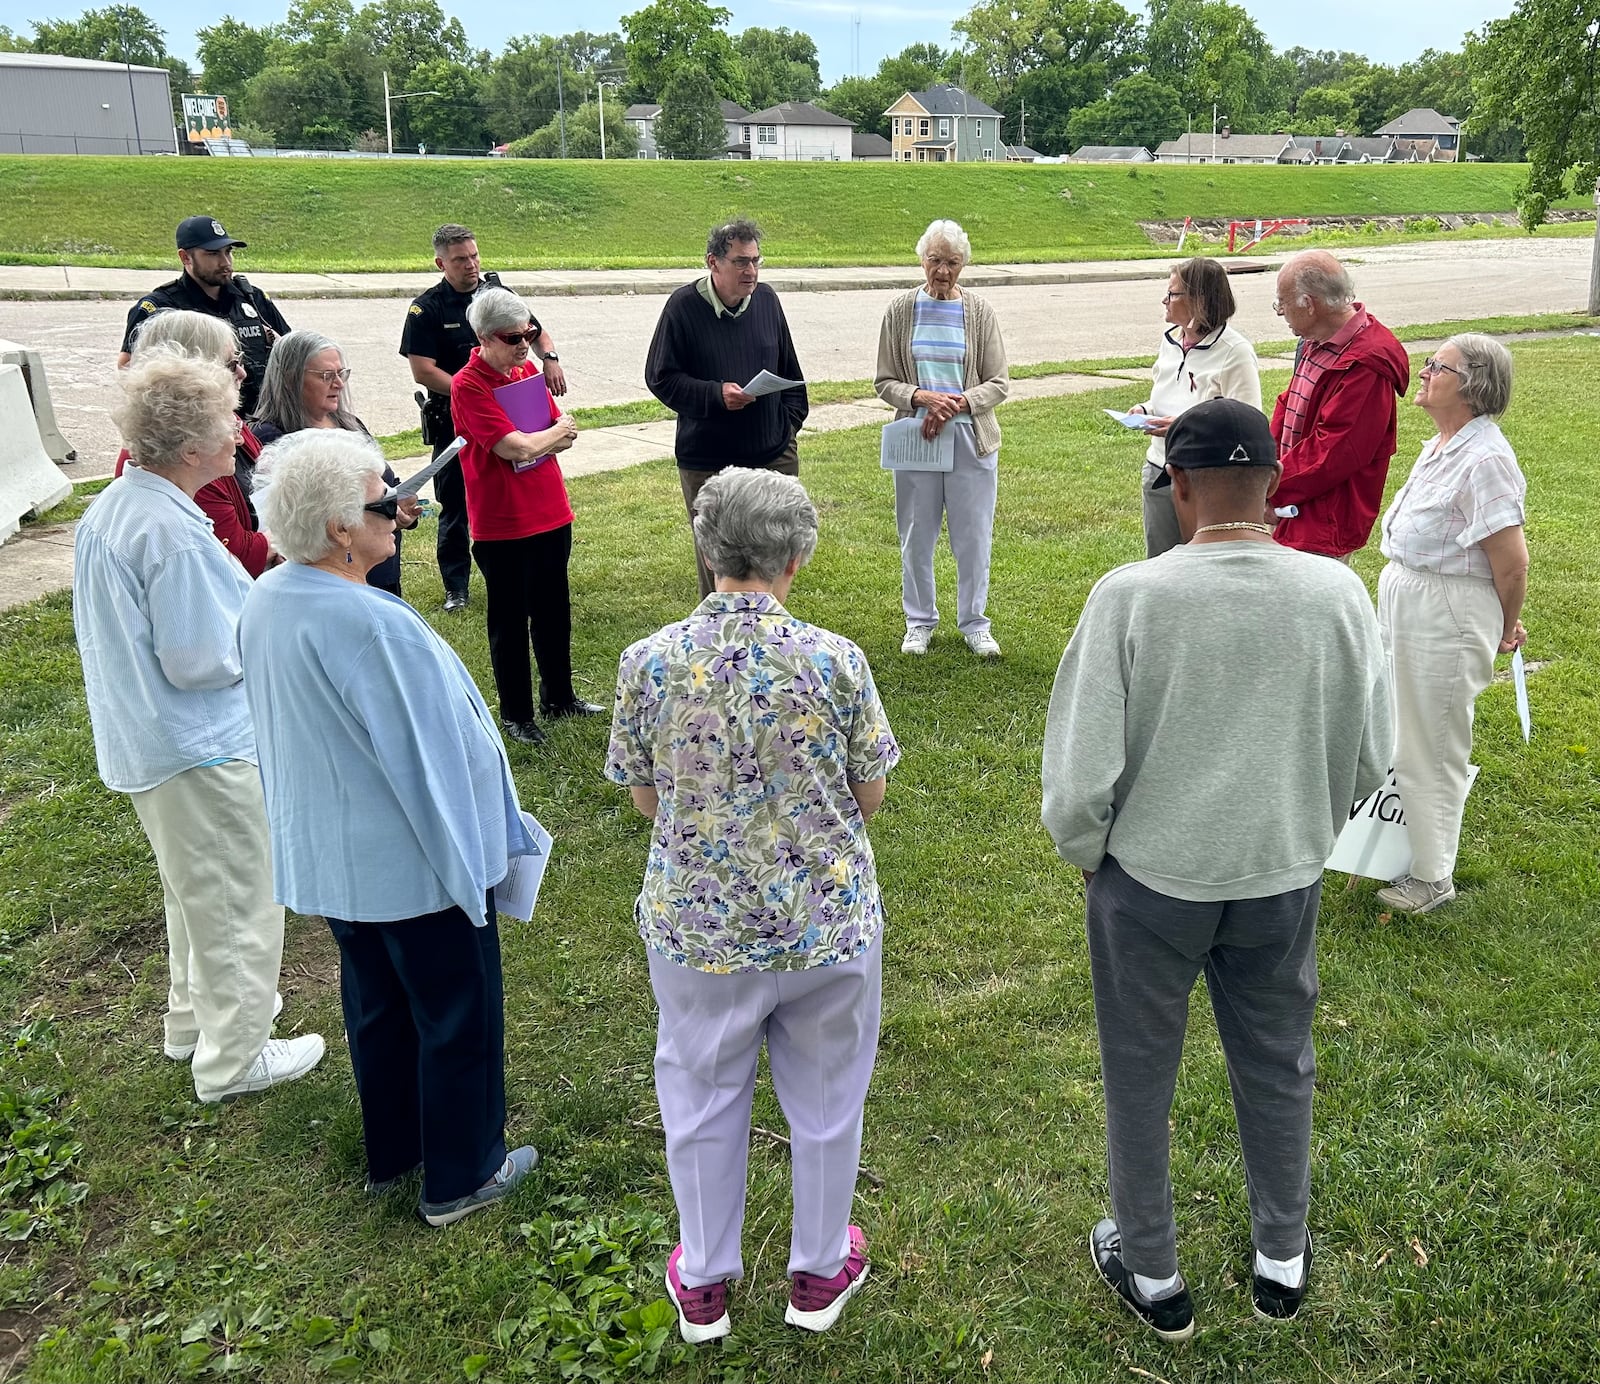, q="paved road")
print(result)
[3,238,1588,480]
